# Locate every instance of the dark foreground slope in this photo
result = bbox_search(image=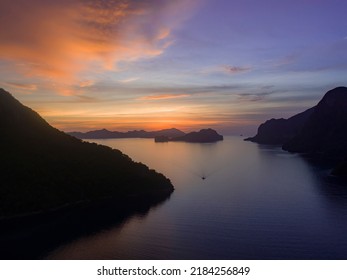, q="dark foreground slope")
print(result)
[0,88,173,218]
